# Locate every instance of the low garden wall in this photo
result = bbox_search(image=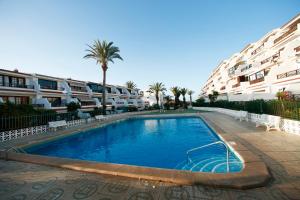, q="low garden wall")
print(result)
[194,107,300,135]
[0,119,89,142]
[0,110,157,142]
